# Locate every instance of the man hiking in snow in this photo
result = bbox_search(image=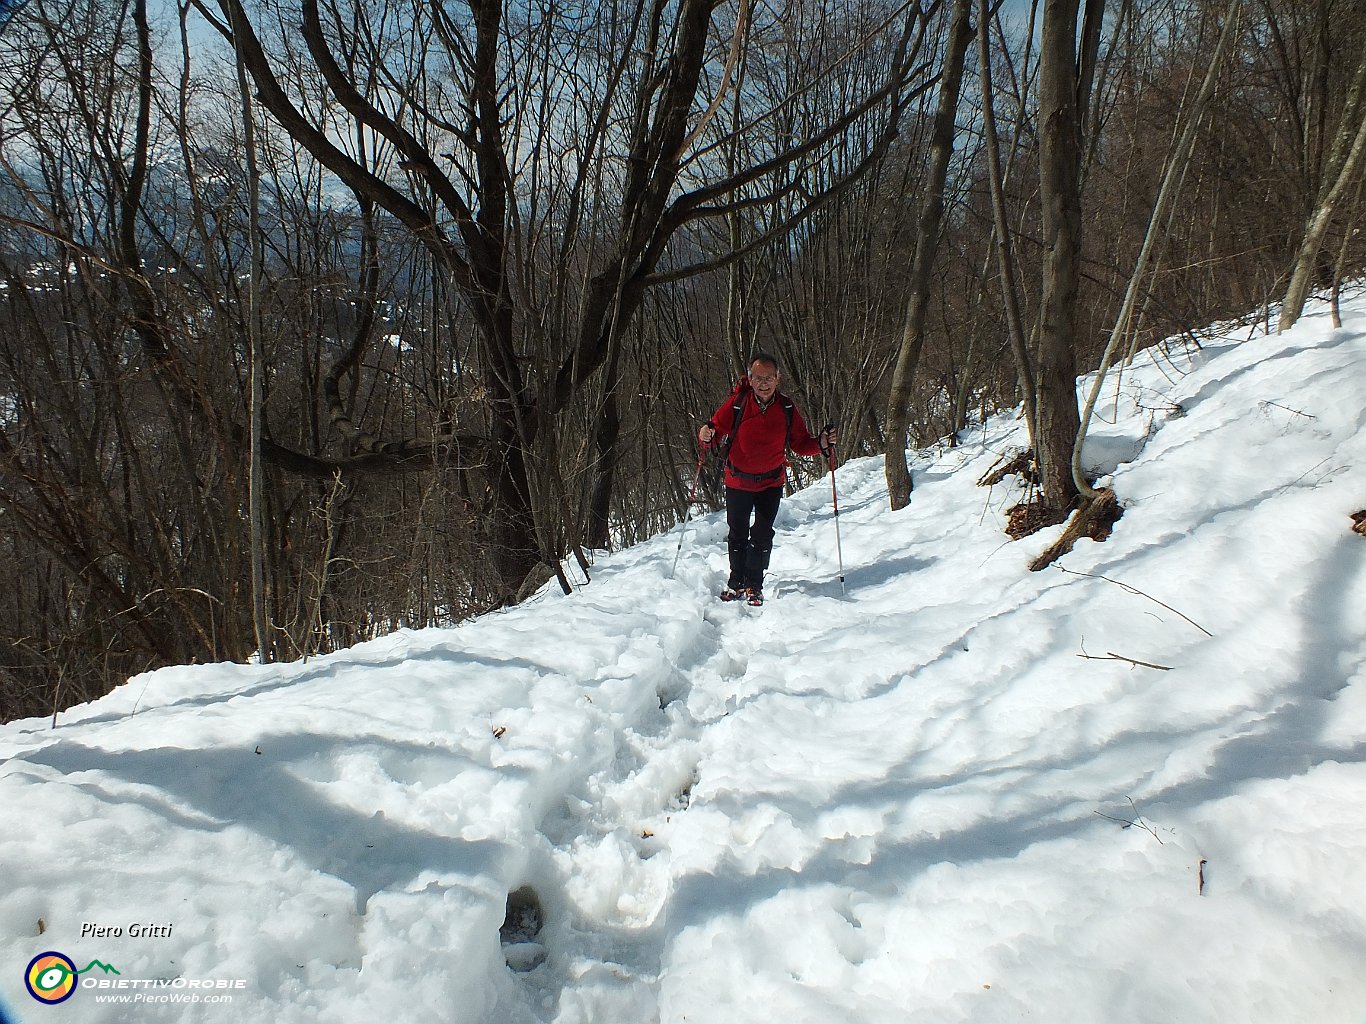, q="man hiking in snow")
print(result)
[697,354,837,606]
